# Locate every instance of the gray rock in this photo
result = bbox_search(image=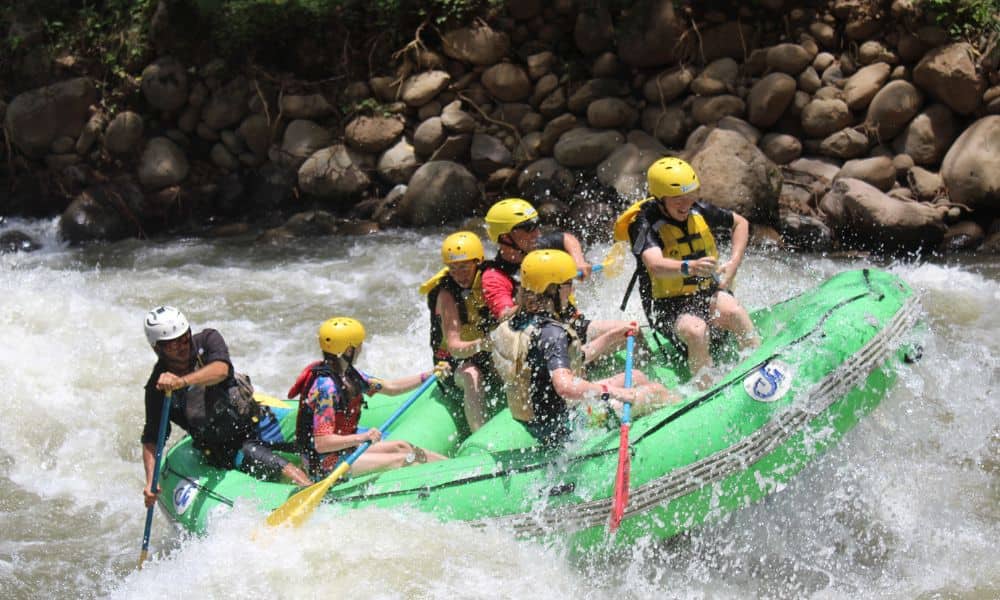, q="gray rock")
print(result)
[844,63,892,111]
[4,77,97,158]
[278,120,332,168]
[377,138,419,184]
[345,115,405,153]
[201,77,249,130]
[643,66,695,104]
[429,134,472,162]
[399,161,481,225]
[691,95,746,125]
[801,98,853,138]
[865,80,923,141]
[553,127,624,168]
[767,43,813,75]
[940,115,1000,212]
[401,71,451,107]
[237,114,271,158]
[587,97,638,129]
[297,144,371,198]
[104,111,145,155]
[913,42,984,115]
[469,133,513,176]
[414,117,446,158]
[280,94,335,120]
[819,127,870,159]
[892,103,957,166]
[747,73,797,128]
[836,156,896,191]
[482,63,532,102]
[690,58,738,96]
[441,24,510,65]
[687,128,782,221]
[641,105,687,147]
[137,137,189,189]
[759,133,802,164]
[140,57,189,112]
